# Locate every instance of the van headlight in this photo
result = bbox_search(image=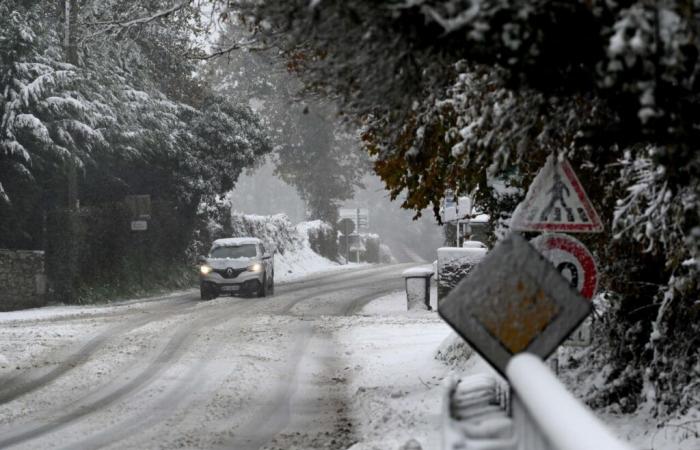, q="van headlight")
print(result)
[247,263,263,273]
[200,265,213,275]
